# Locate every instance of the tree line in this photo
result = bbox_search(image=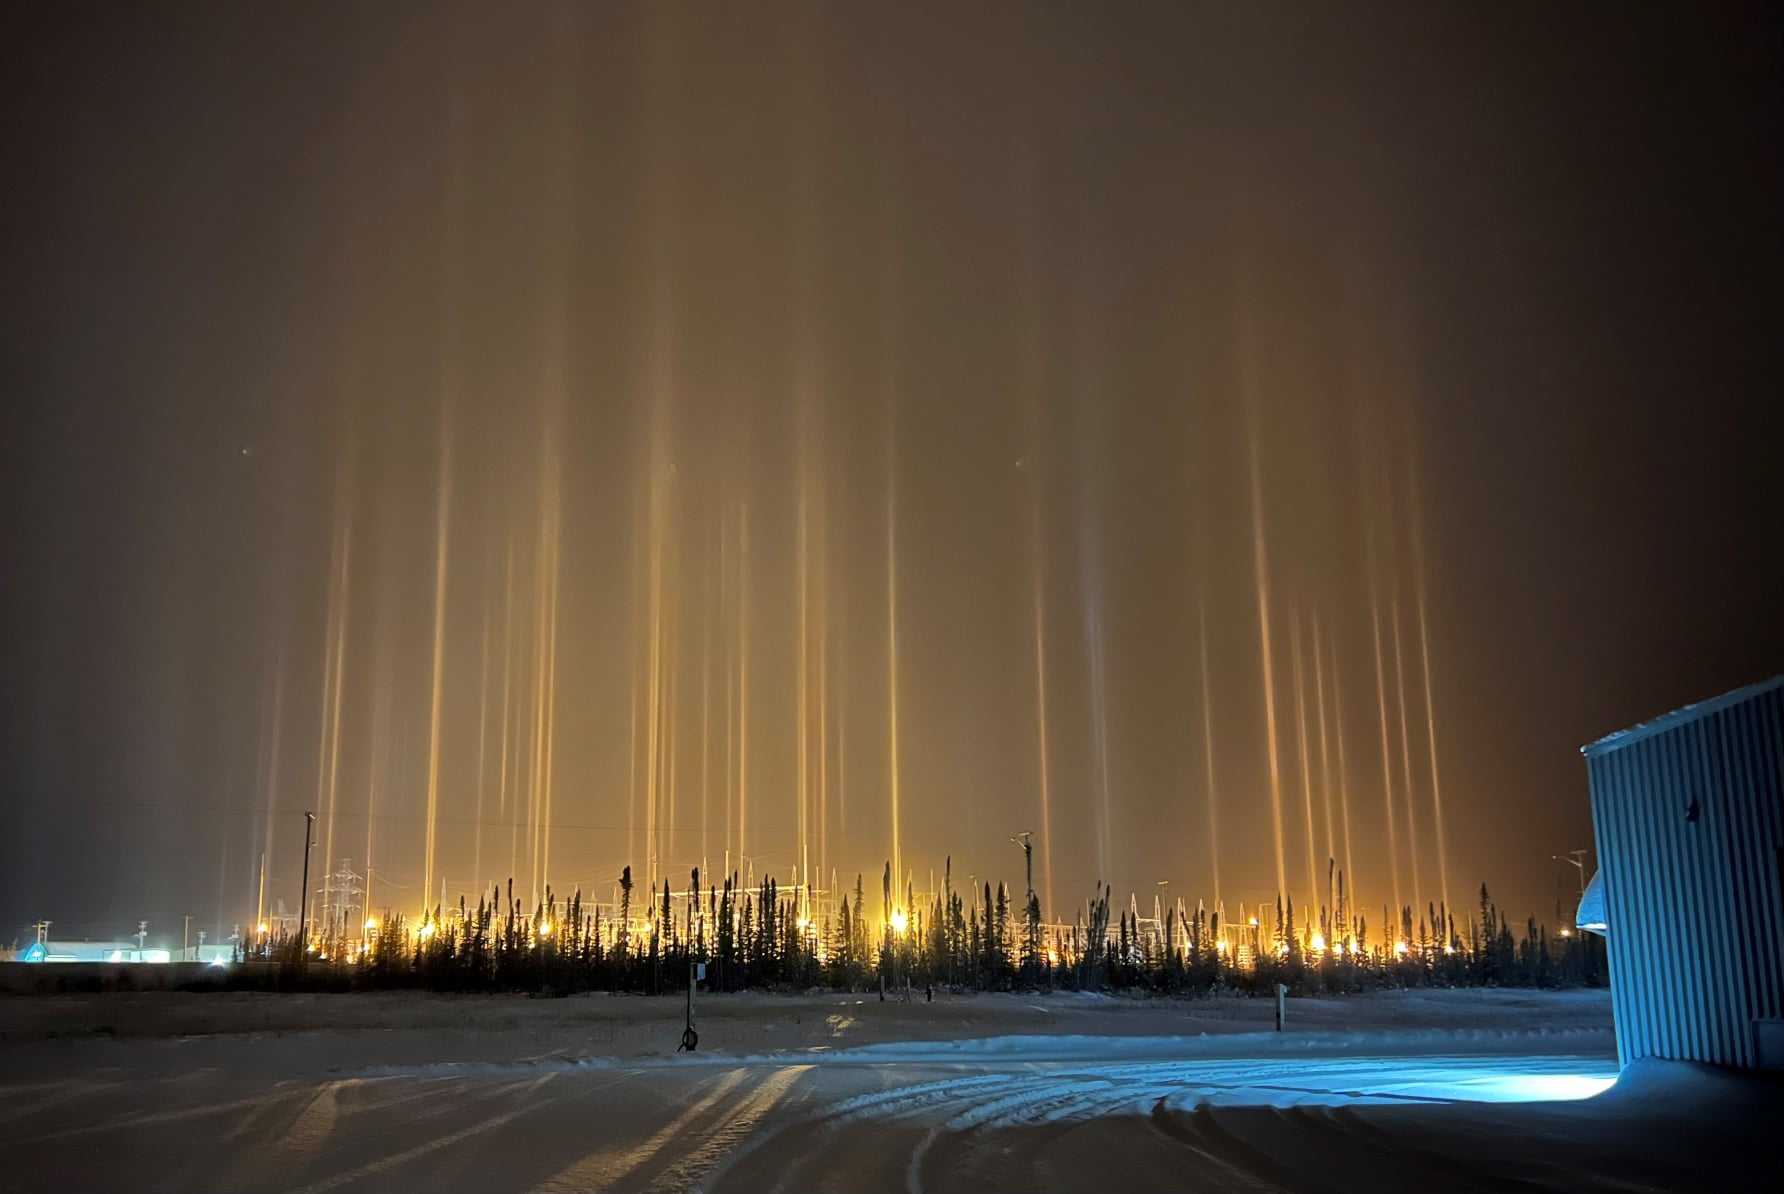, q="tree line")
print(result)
[236,858,1605,997]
